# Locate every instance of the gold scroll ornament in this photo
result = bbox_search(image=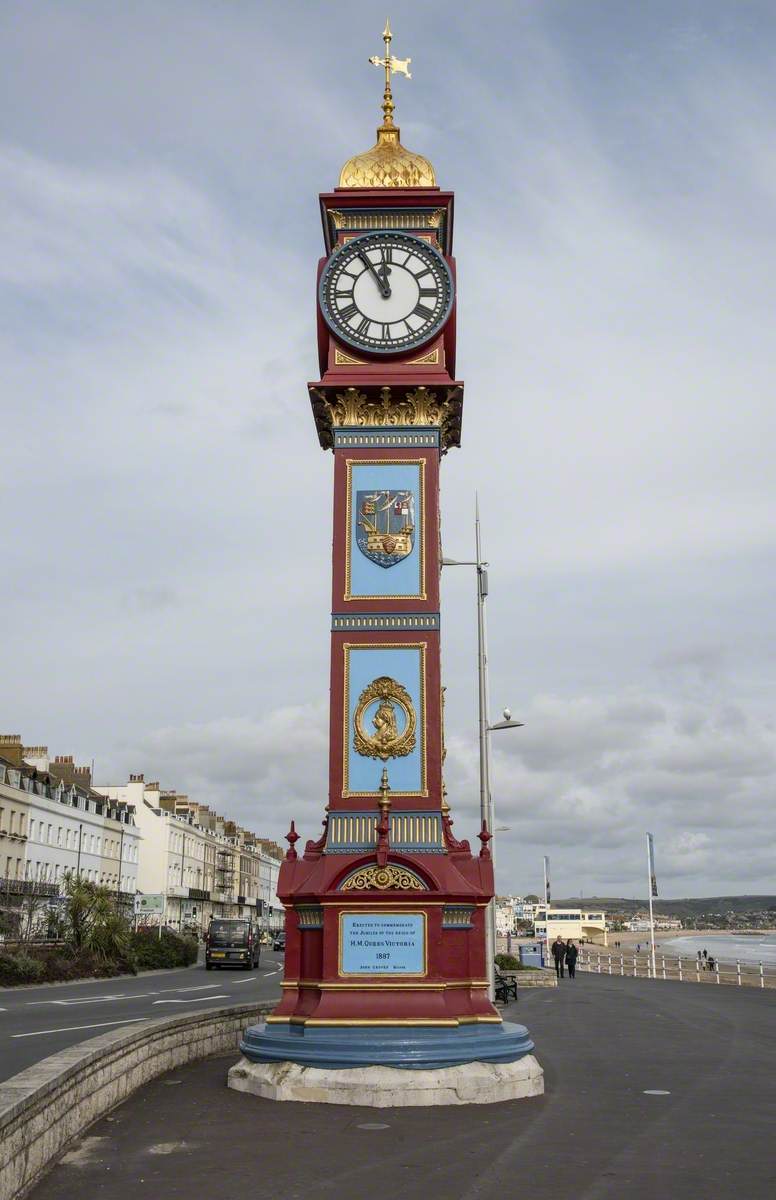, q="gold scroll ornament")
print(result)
[341,864,425,891]
[354,676,416,761]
